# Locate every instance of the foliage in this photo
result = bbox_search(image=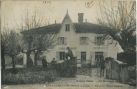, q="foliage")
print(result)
[128,66,136,80]
[1,30,10,70]
[56,58,77,77]
[128,66,136,86]
[2,67,58,84]
[1,29,22,71]
[6,31,21,56]
[97,1,136,51]
[117,50,136,66]
[20,10,57,66]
